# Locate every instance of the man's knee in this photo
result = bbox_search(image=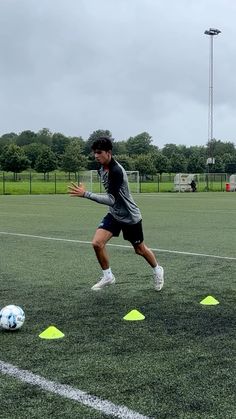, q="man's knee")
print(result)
[134,243,145,256]
[92,238,105,251]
